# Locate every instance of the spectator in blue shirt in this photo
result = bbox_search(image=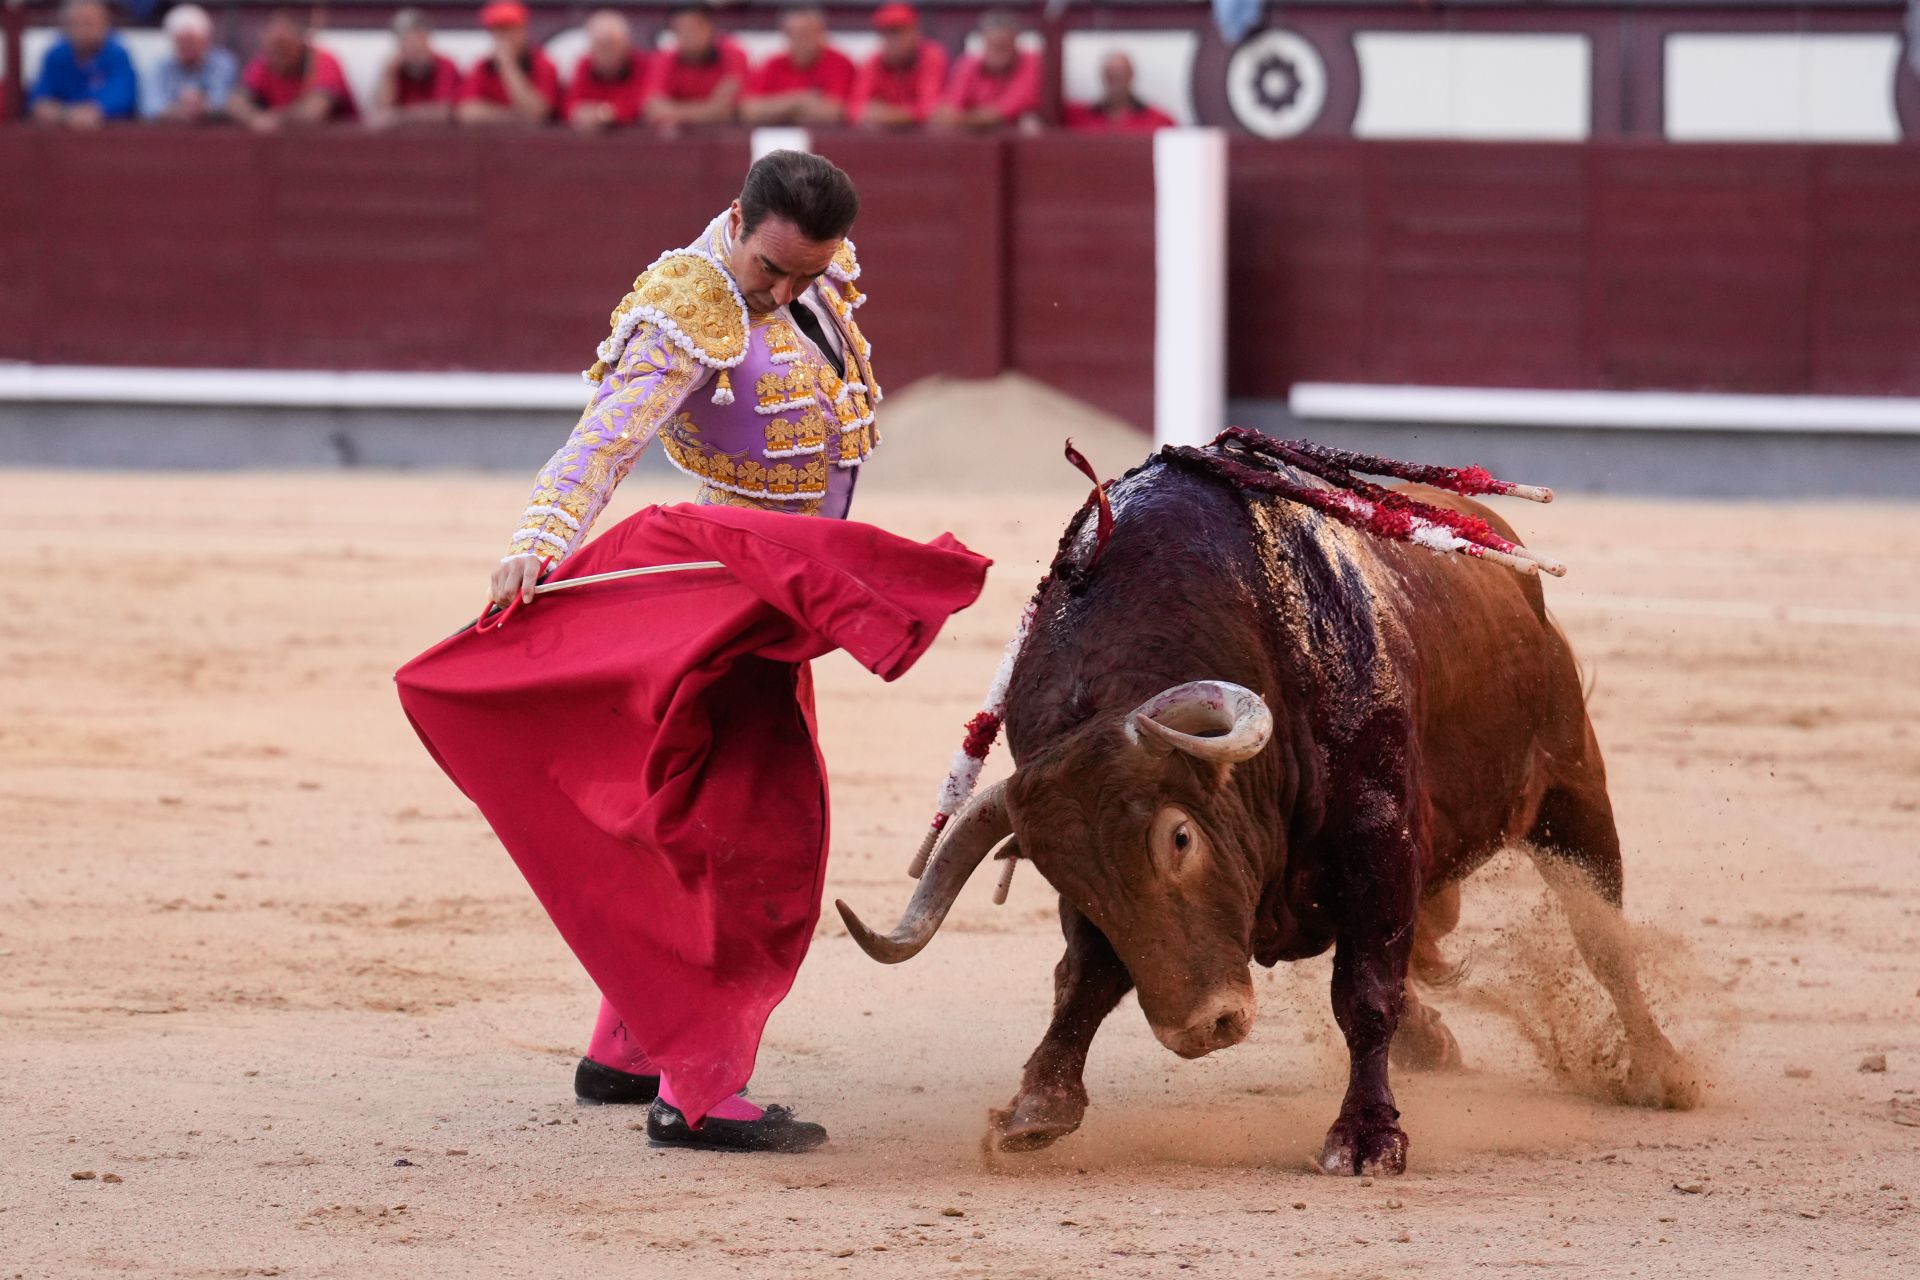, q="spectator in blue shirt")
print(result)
[29,0,139,127]
[147,4,238,122]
